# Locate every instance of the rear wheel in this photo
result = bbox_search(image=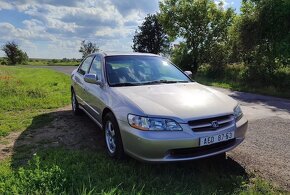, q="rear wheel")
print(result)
[103,112,125,159]
[71,90,81,115]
